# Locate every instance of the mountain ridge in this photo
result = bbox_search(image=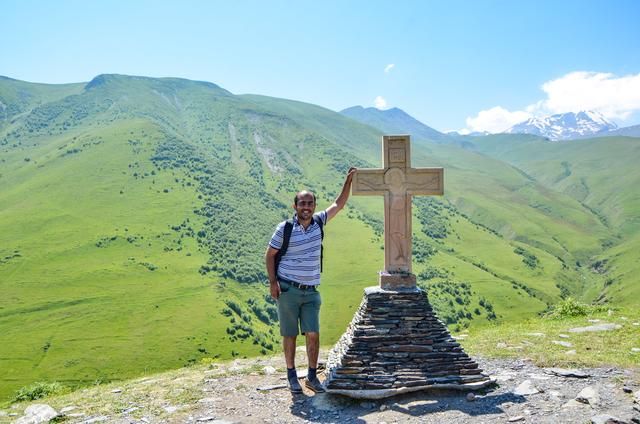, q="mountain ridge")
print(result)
[340,105,451,143]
